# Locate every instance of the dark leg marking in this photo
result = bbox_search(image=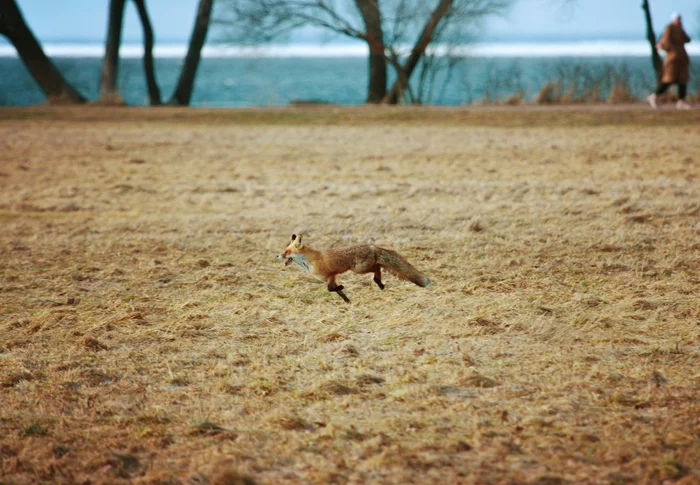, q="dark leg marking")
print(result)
[327,282,350,303]
[373,267,385,290]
